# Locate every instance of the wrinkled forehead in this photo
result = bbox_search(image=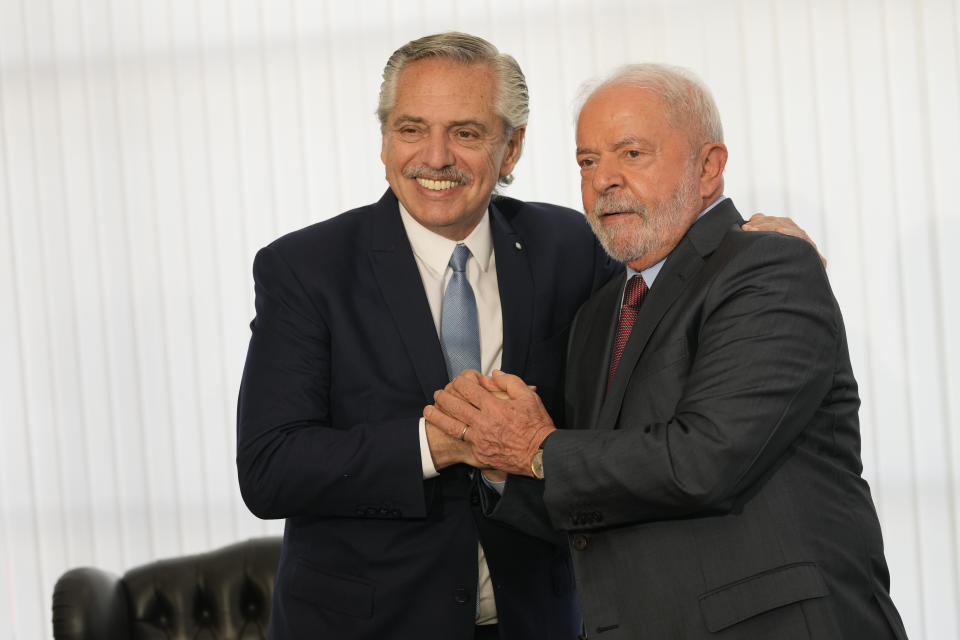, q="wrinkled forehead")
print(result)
[577,86,674,140]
